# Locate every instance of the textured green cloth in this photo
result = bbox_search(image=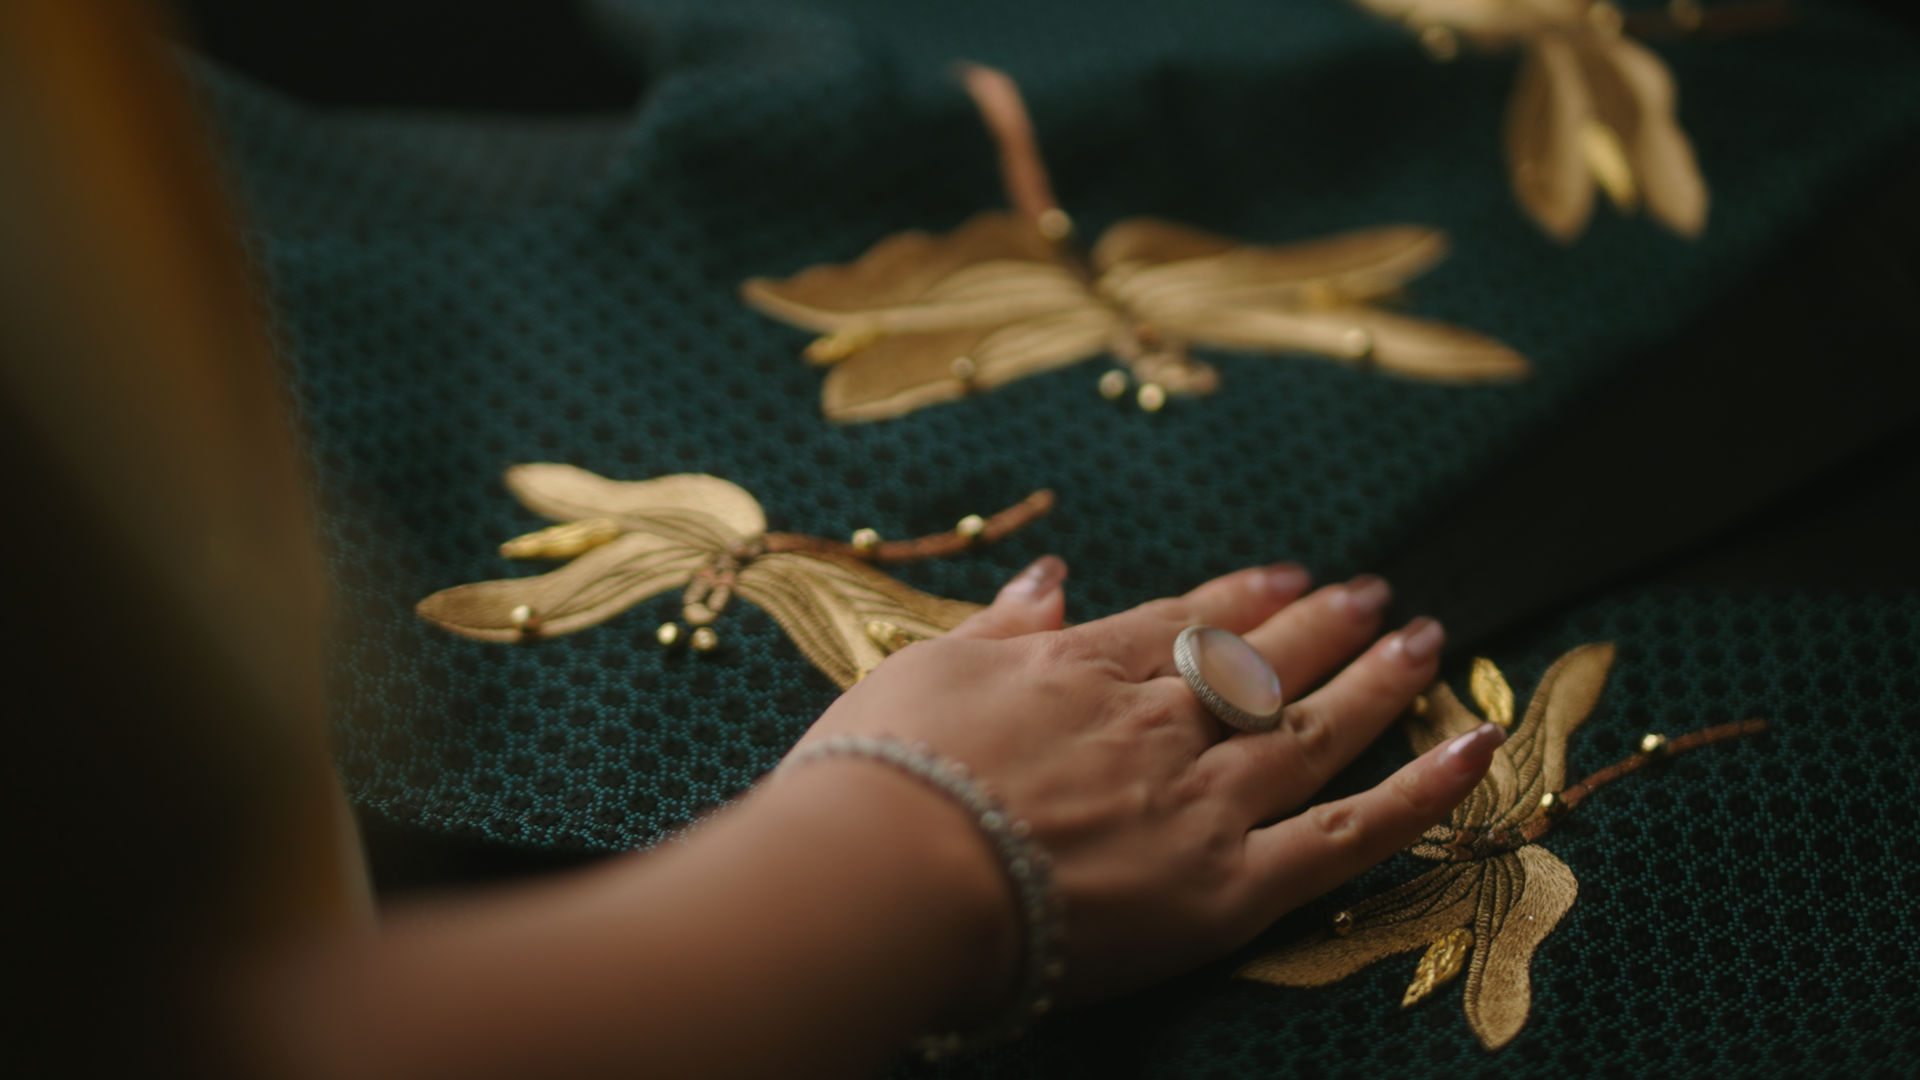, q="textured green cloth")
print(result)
[195,1,1920,1073]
